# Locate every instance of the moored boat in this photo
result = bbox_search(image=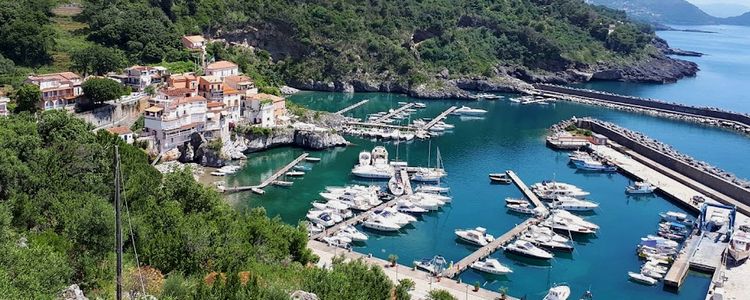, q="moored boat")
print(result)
[470,258,512,275]
[729,225,750,262]
[543,285,570,300]
[548,196,599,212]
[489,173,512,184]
[626,181,657,194]
[504,240,553,259]
[362,214,402,232]
[455,227,495,246]
[272,180,293,187]
[286,171,305,177]
[628,271,657,285]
